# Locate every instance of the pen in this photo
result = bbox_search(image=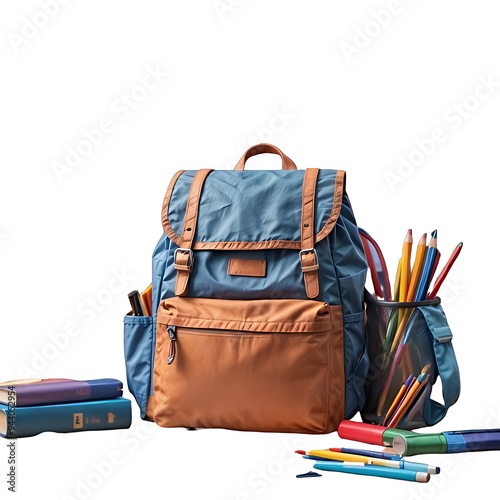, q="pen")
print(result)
[313,461,430,483]
[328,447,439,474]
[306,449,437,474]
